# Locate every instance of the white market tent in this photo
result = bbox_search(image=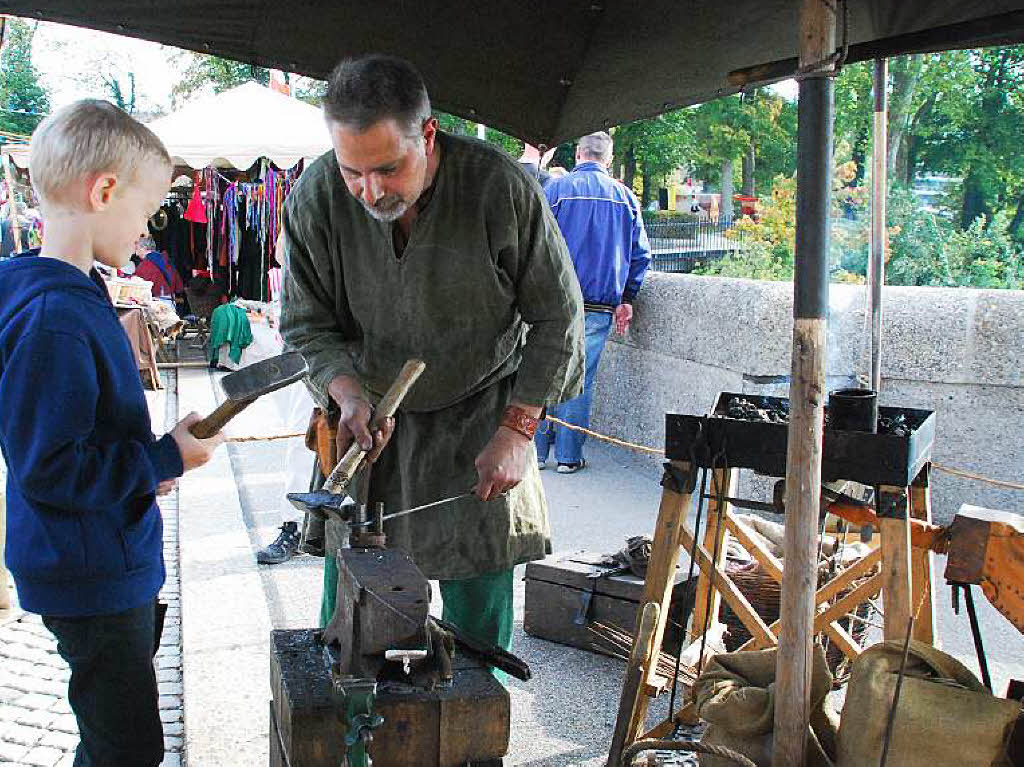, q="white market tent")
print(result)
[7,82,332,171]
